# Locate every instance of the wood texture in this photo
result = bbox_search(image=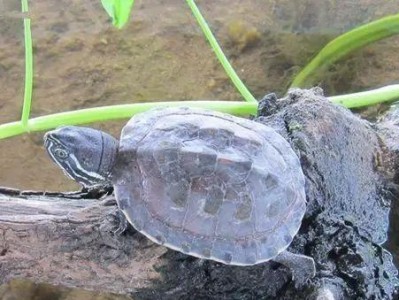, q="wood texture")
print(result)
[0,189,166,294]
